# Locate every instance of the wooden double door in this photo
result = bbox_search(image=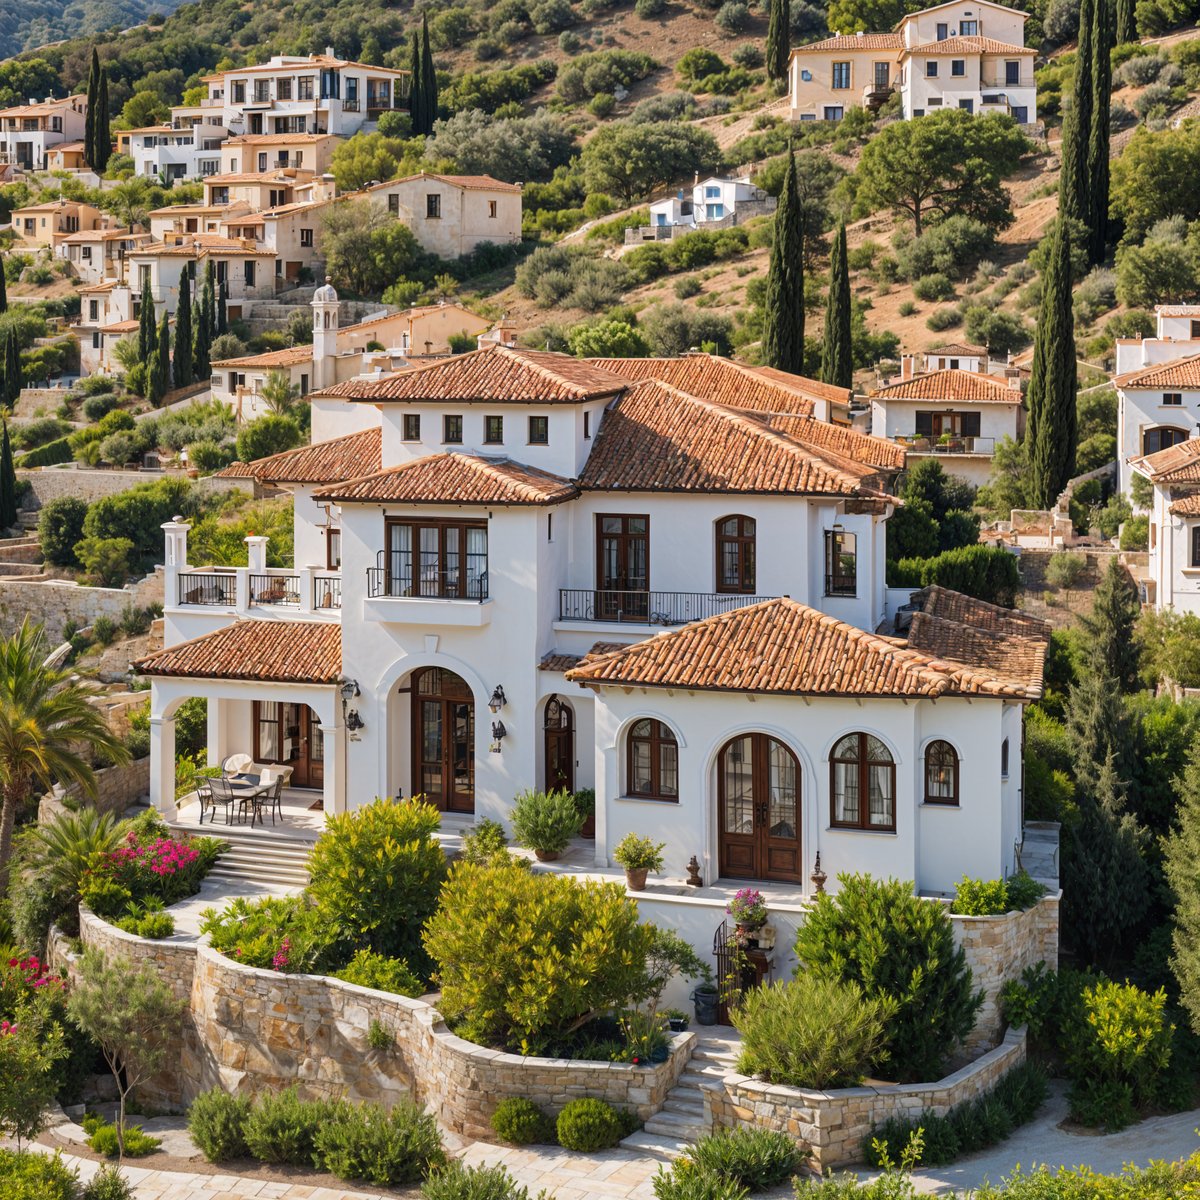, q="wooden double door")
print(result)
[253,701,324,789]
[411,668,475,813]
[596,514,648,620]
[718,734,802,883]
